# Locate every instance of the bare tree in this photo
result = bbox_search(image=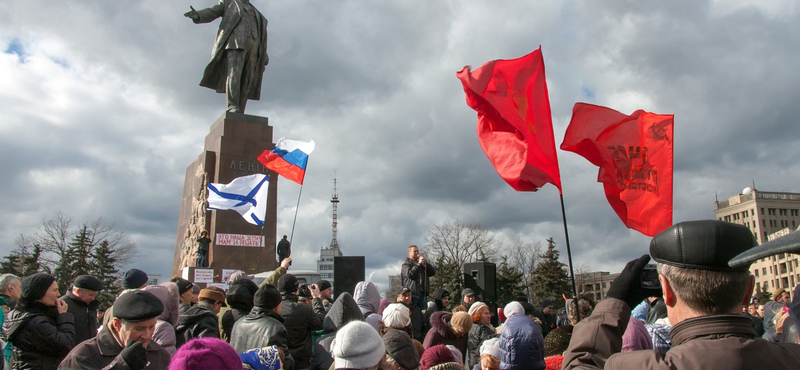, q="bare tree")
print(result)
[506,237,542,299]
[424,219,499,300]
[423,219,499,267]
